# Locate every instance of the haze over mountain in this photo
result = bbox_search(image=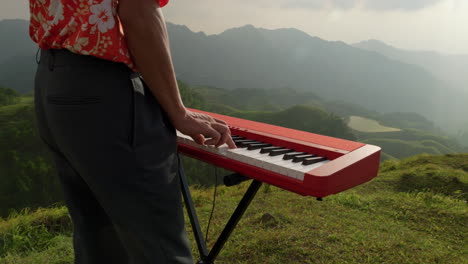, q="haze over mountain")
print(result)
[166,23,466,131]
[354,39,468,94]
[0,19,36,94]
[1,19,466,131]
